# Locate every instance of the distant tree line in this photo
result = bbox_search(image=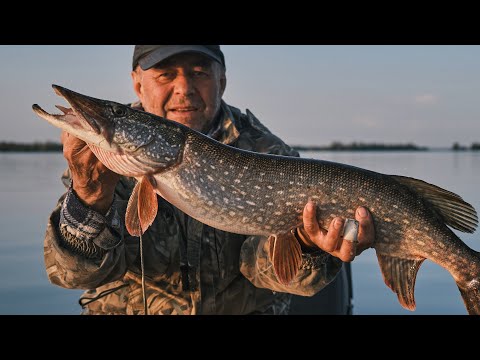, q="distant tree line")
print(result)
[293,142,428,152]
[452,142,480,151]
[0,141,62,152]
[2,141,480,153]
